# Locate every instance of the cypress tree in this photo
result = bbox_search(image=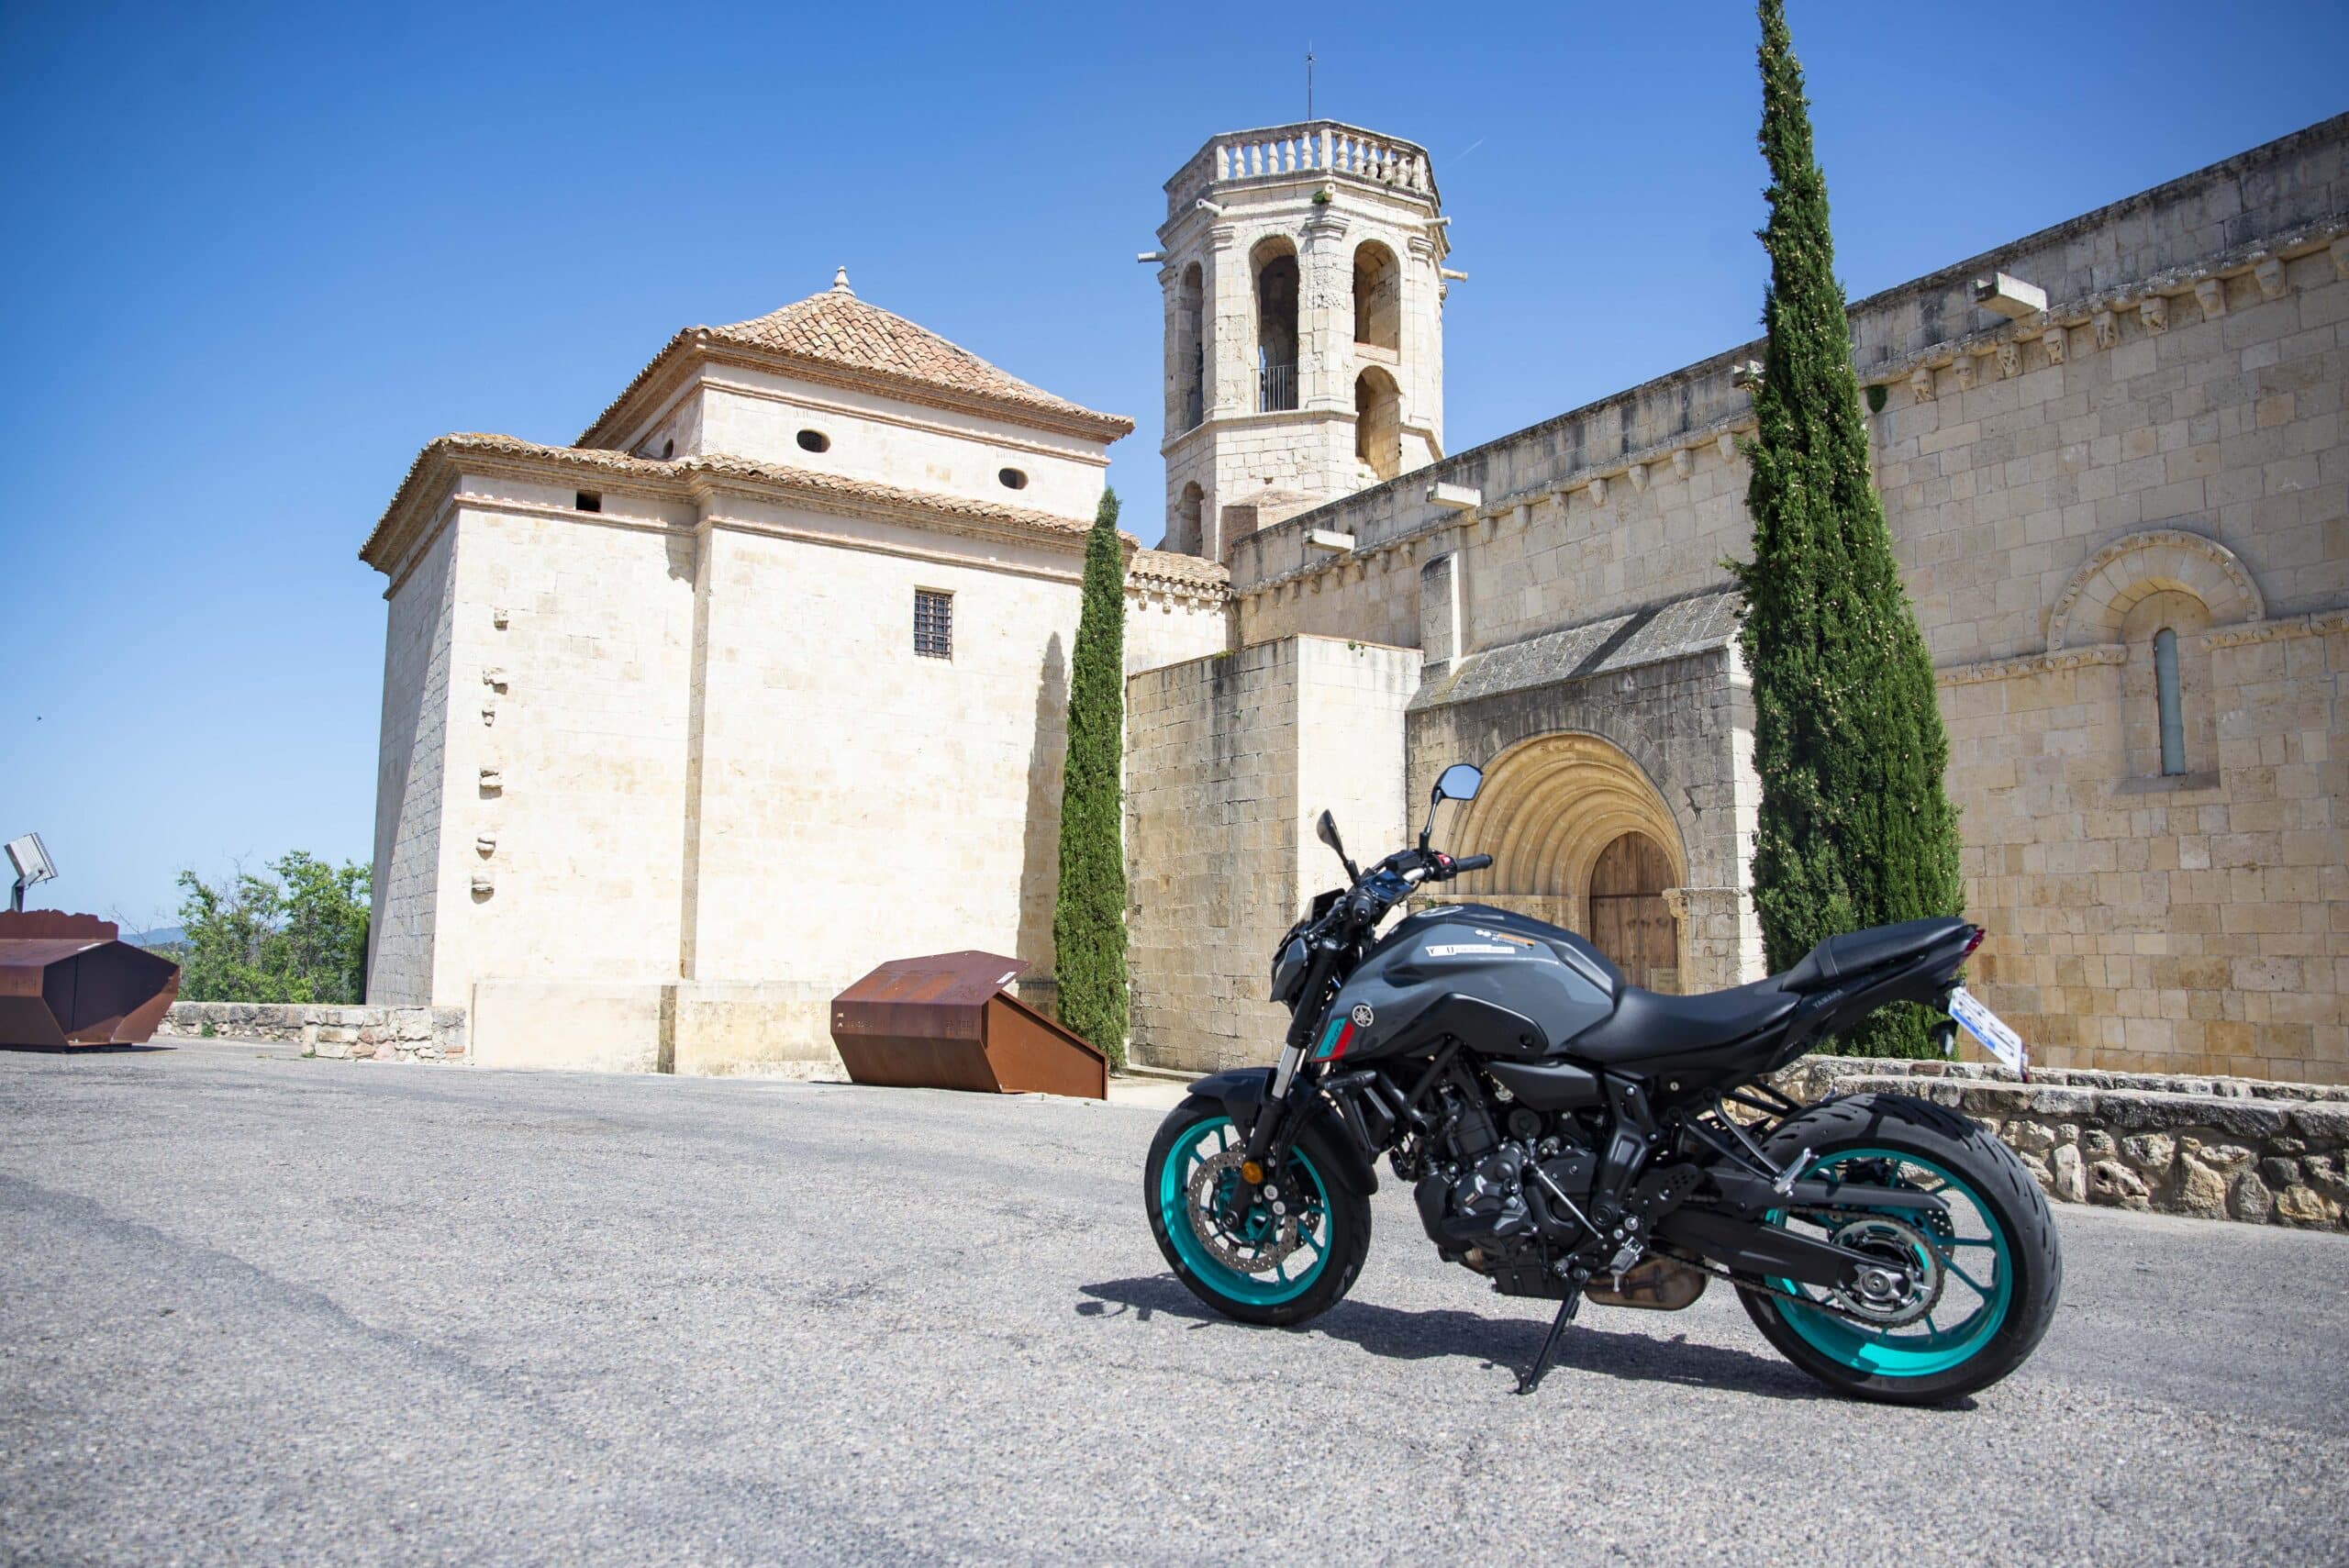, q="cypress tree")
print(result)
[1732,0,1964,1058]
[1053,485,1130,1067]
